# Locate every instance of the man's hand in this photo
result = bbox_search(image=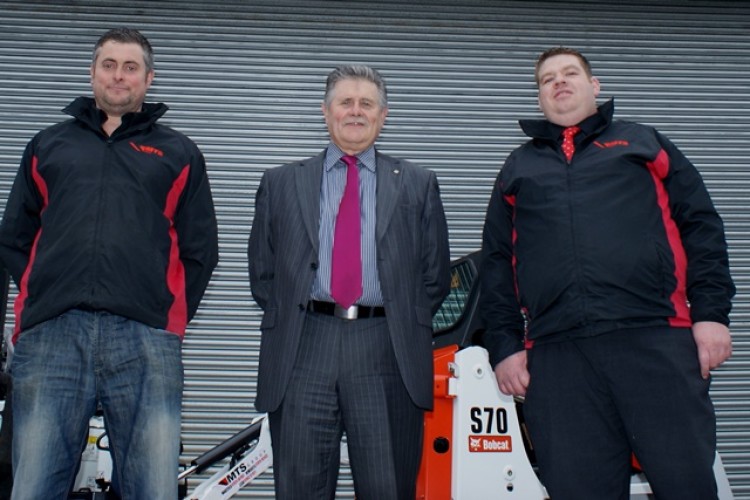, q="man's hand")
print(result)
[692,321,732,379]
[494,350,530,397]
